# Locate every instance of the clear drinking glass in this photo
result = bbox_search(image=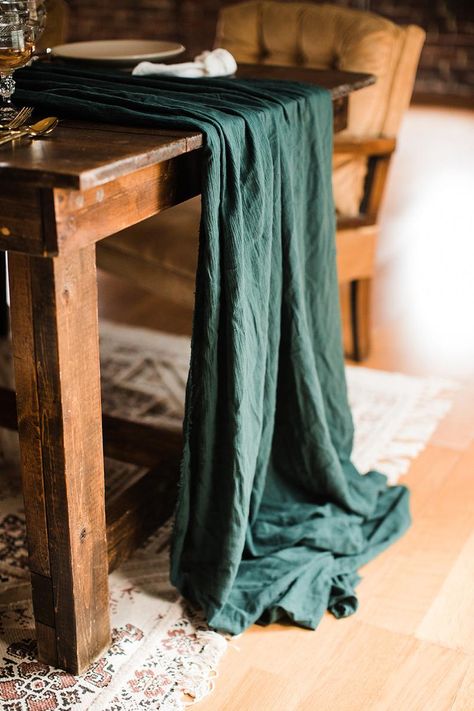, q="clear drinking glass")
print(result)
[0,1,46,121]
